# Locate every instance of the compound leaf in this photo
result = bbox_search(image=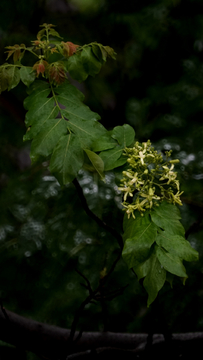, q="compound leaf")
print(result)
[23,79,108,182]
